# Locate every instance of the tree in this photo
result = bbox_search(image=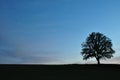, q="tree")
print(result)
[81,32,115,64]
